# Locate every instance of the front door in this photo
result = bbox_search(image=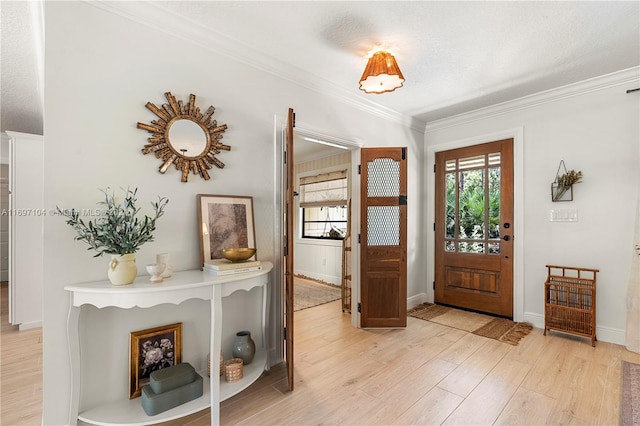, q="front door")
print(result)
[434,139,514,318]
[360,147,407,328]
